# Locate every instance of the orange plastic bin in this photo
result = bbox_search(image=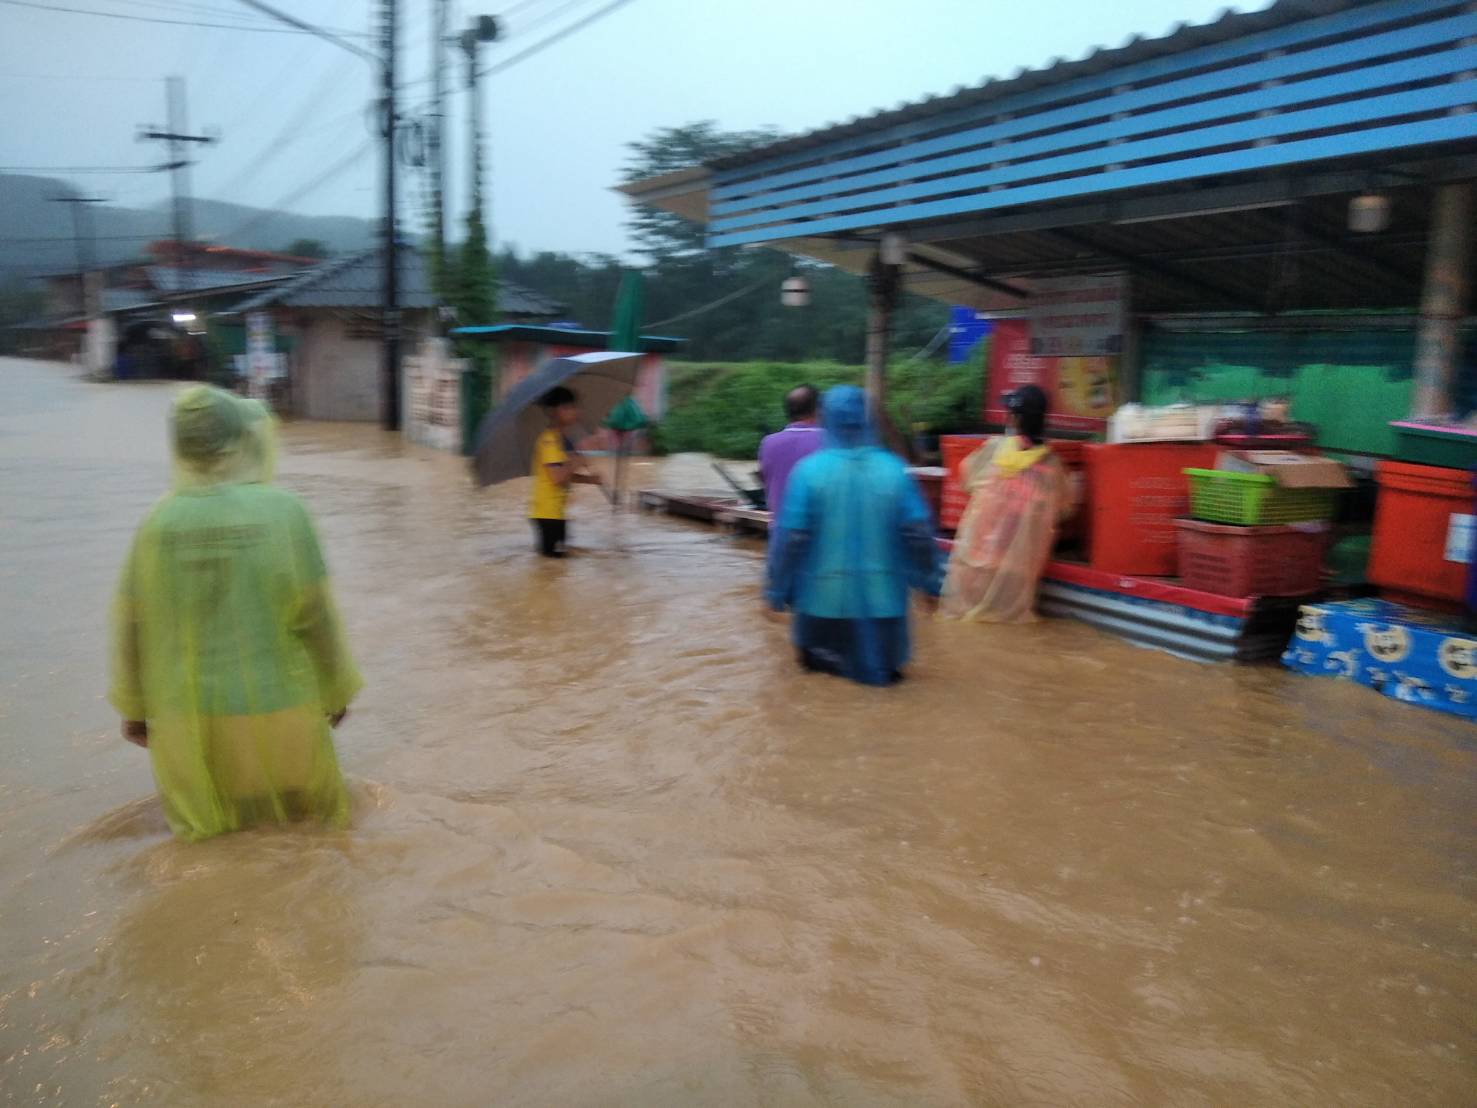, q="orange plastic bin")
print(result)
[1370,461,1475,608]
[1086,442,1218,576]
[939,435,1087,539]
